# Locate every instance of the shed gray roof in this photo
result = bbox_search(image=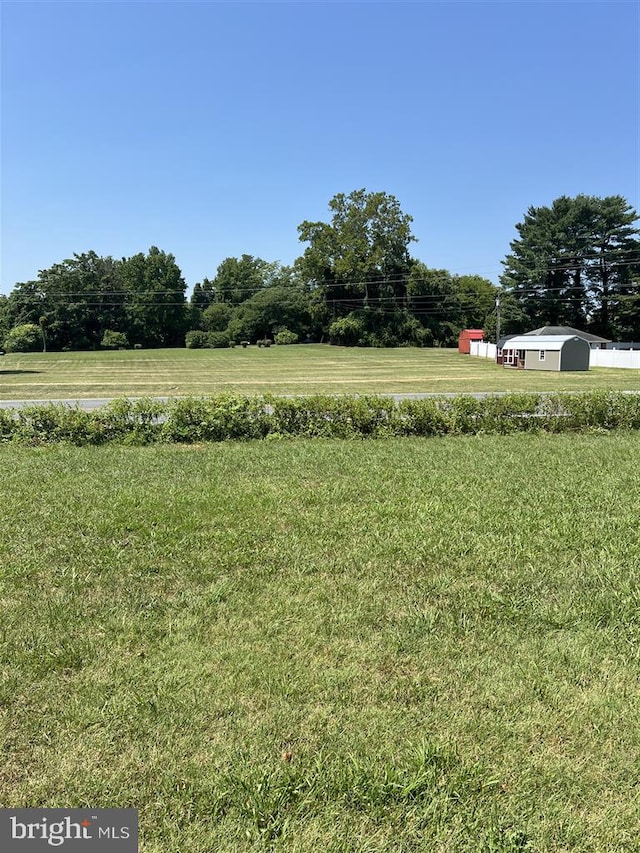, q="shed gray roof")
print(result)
[503,335,583,351]
[525,326,610,343]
